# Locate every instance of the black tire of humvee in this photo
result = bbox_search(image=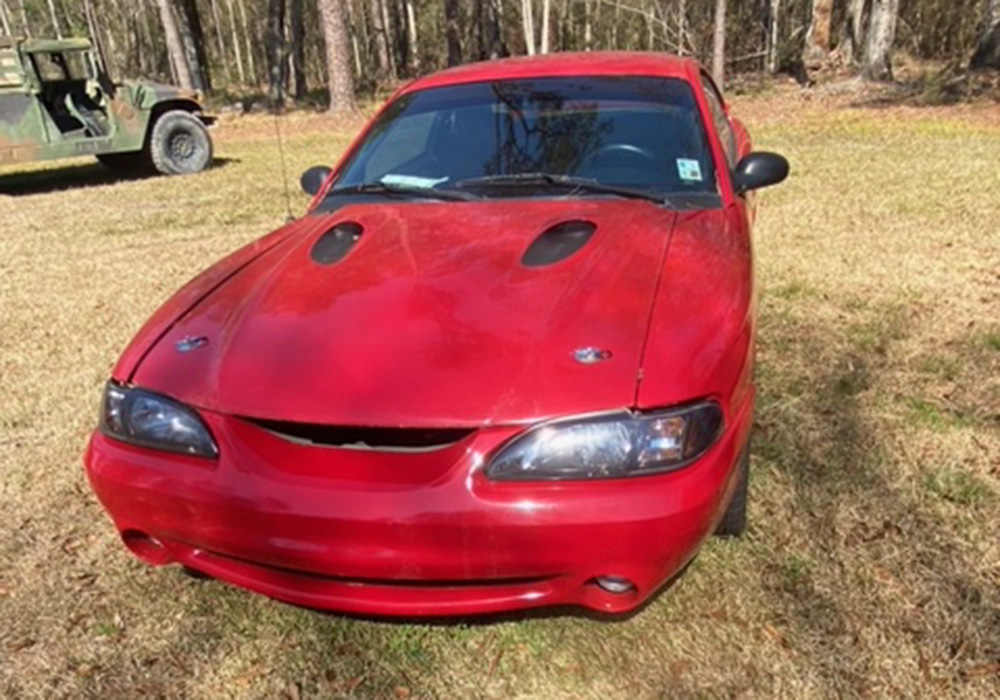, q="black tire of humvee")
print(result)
[148,110,213,176]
